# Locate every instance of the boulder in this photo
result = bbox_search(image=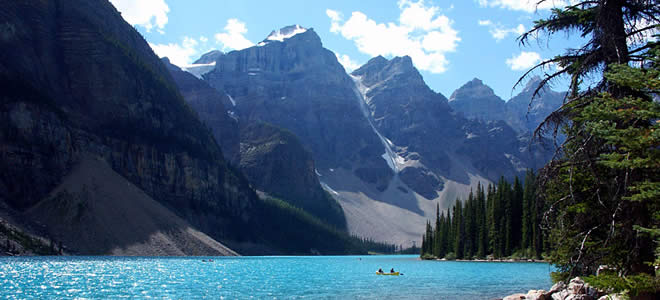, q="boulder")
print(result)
[550,282,567,294]
[503,293,527,300]
[552,290,570,300]
[565,295,593,300]
[568,277,586,294]
[526,289,549,300]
